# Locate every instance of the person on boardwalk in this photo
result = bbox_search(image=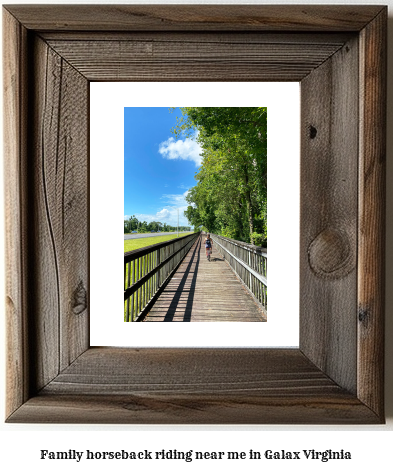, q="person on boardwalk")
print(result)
[204,233,213,261]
